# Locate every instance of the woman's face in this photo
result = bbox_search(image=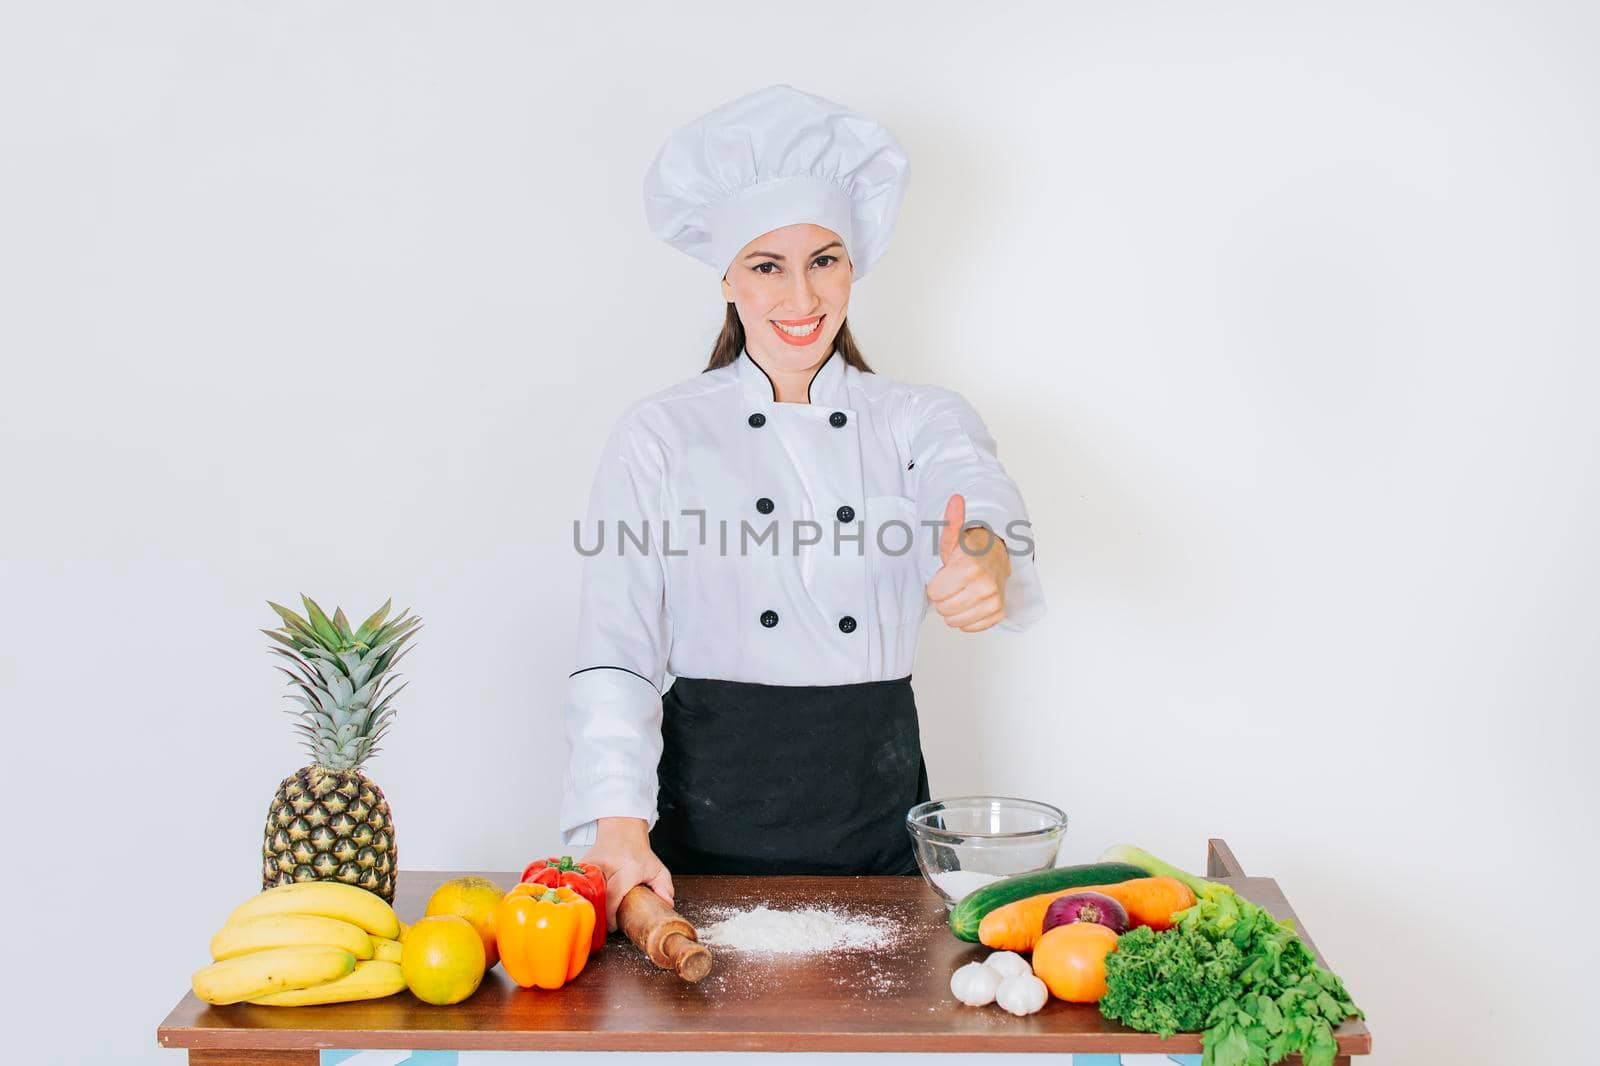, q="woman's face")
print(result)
[721,223,853,372]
